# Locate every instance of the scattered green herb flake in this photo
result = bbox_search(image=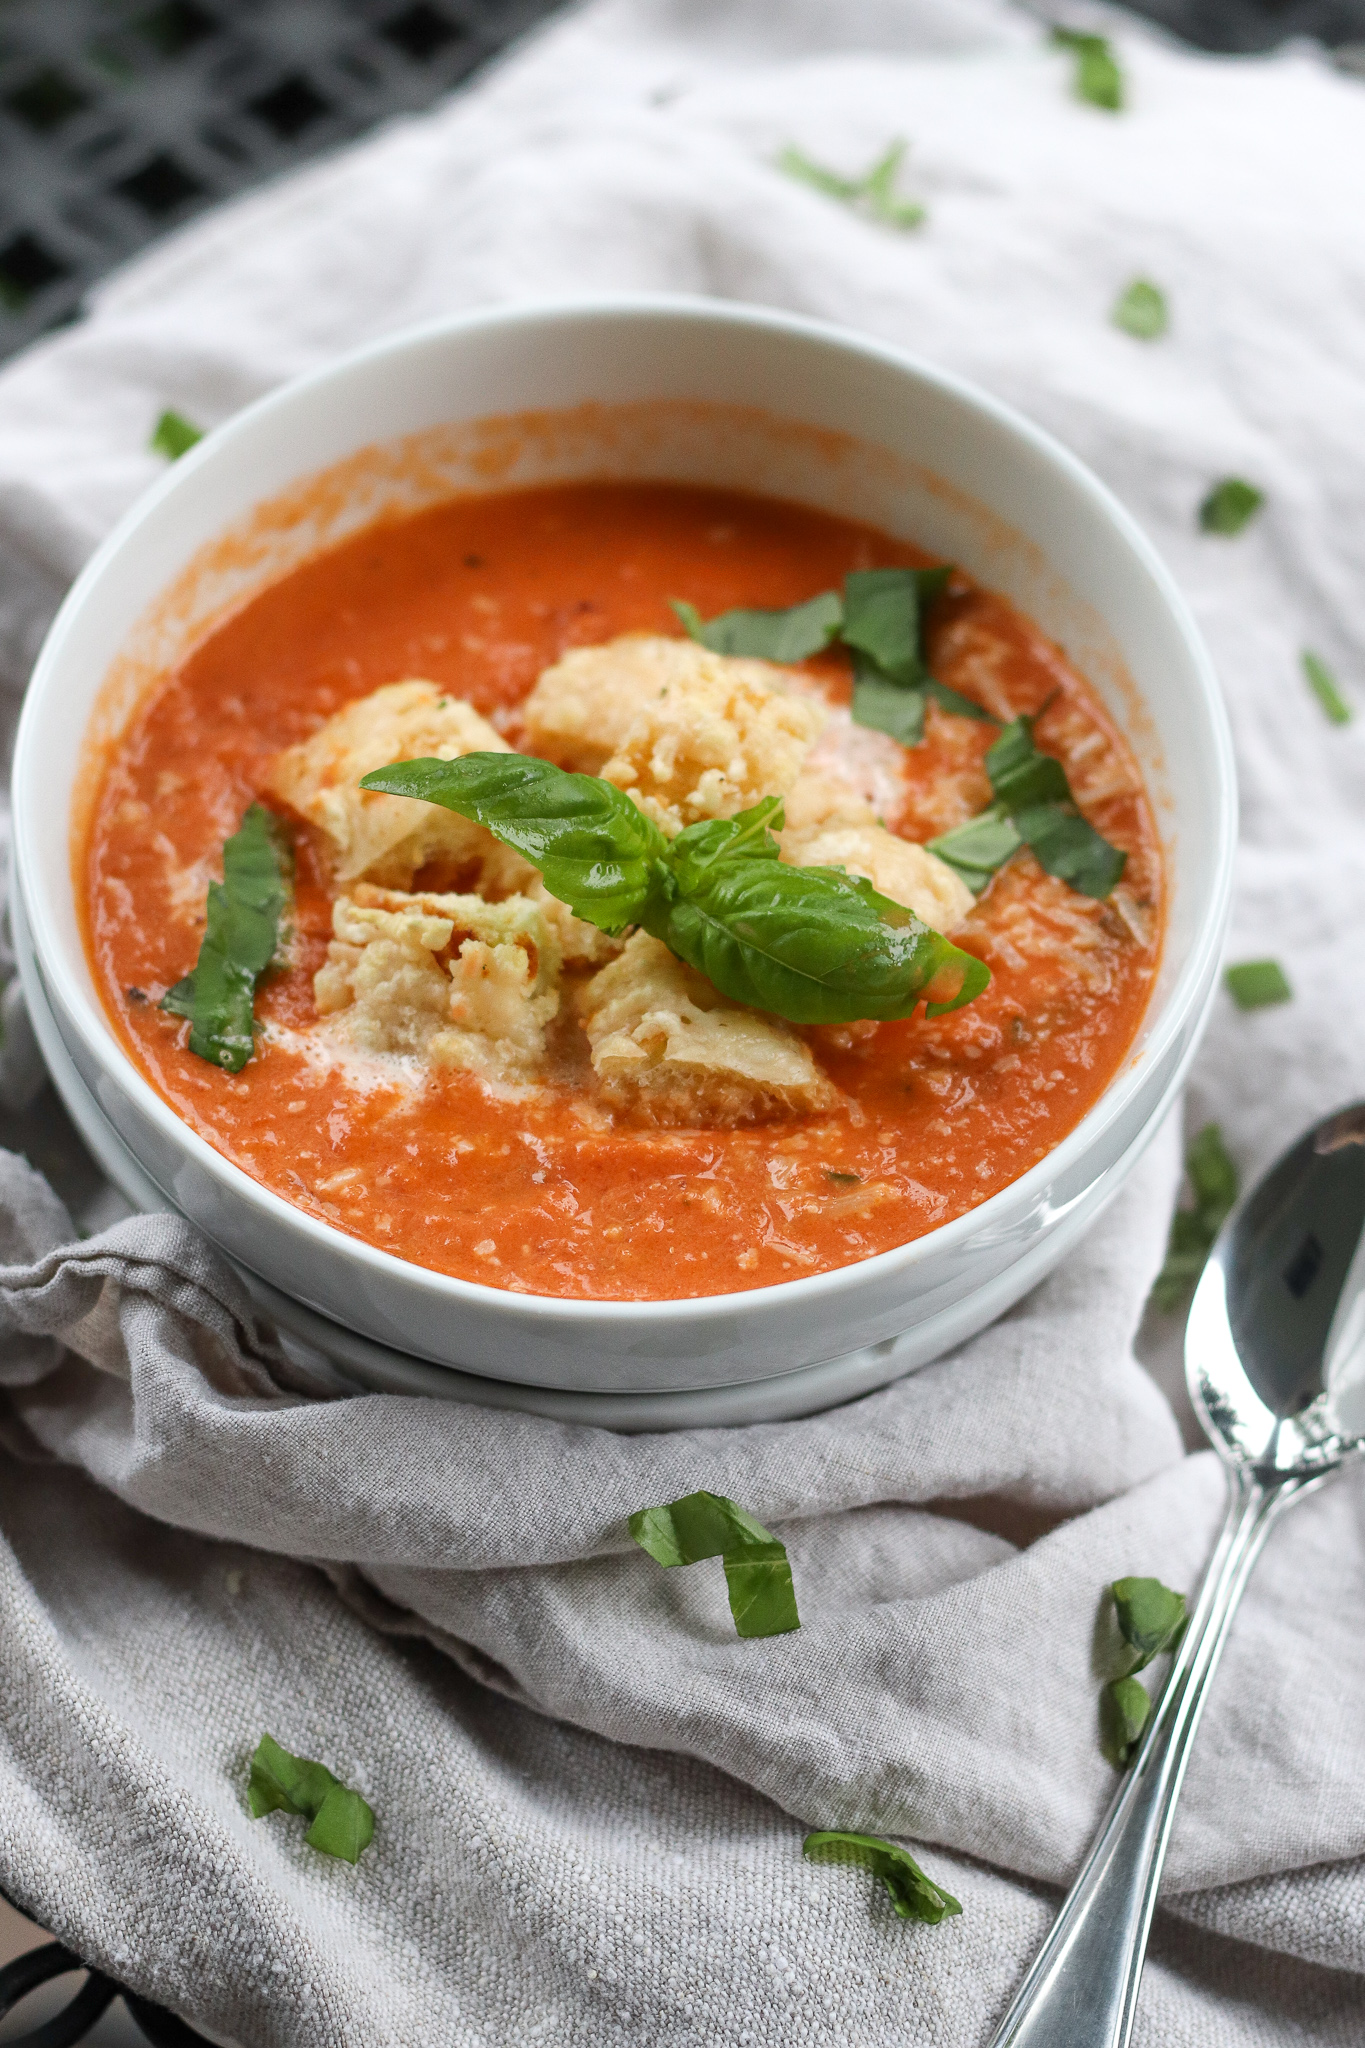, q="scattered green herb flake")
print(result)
[149,408,205,460]
[1099,1676,1151,1768]
[160,804,292,1072]
[803,1831,962,1925]
[670,590,842,663]
[1051,27,1124,111]
[1112,1576,1187,1674]
[1150,1123,1239,1311]
[778,139,925,230]
[1199,477,1264,535]
[824,1169,862,1186]
[1302,650,1352,725]
[247,1734,374,1863]
[1112,278,1167,340]
[1224,959,1292,1010]
[364,759,990,1026]
[628,1489,800,1638]
[851,668,926,747]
